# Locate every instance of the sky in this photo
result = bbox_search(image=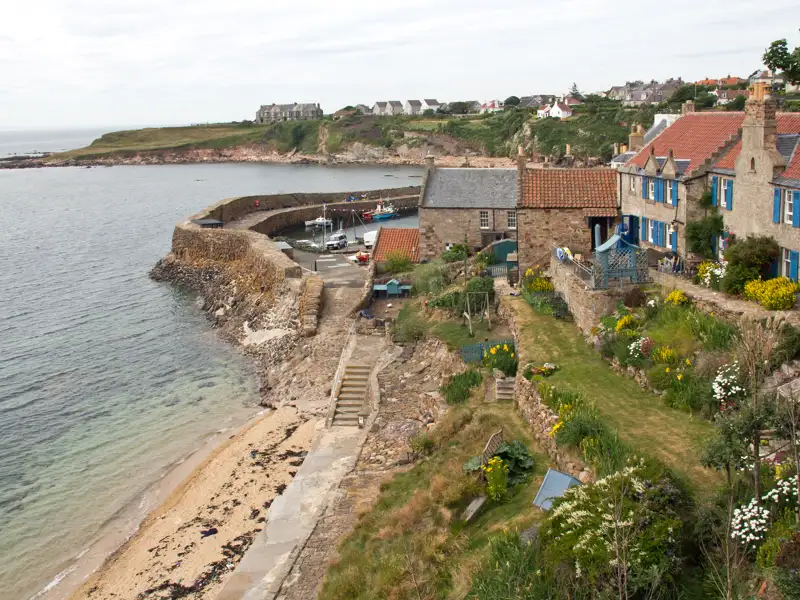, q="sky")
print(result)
[1,0,799,130]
